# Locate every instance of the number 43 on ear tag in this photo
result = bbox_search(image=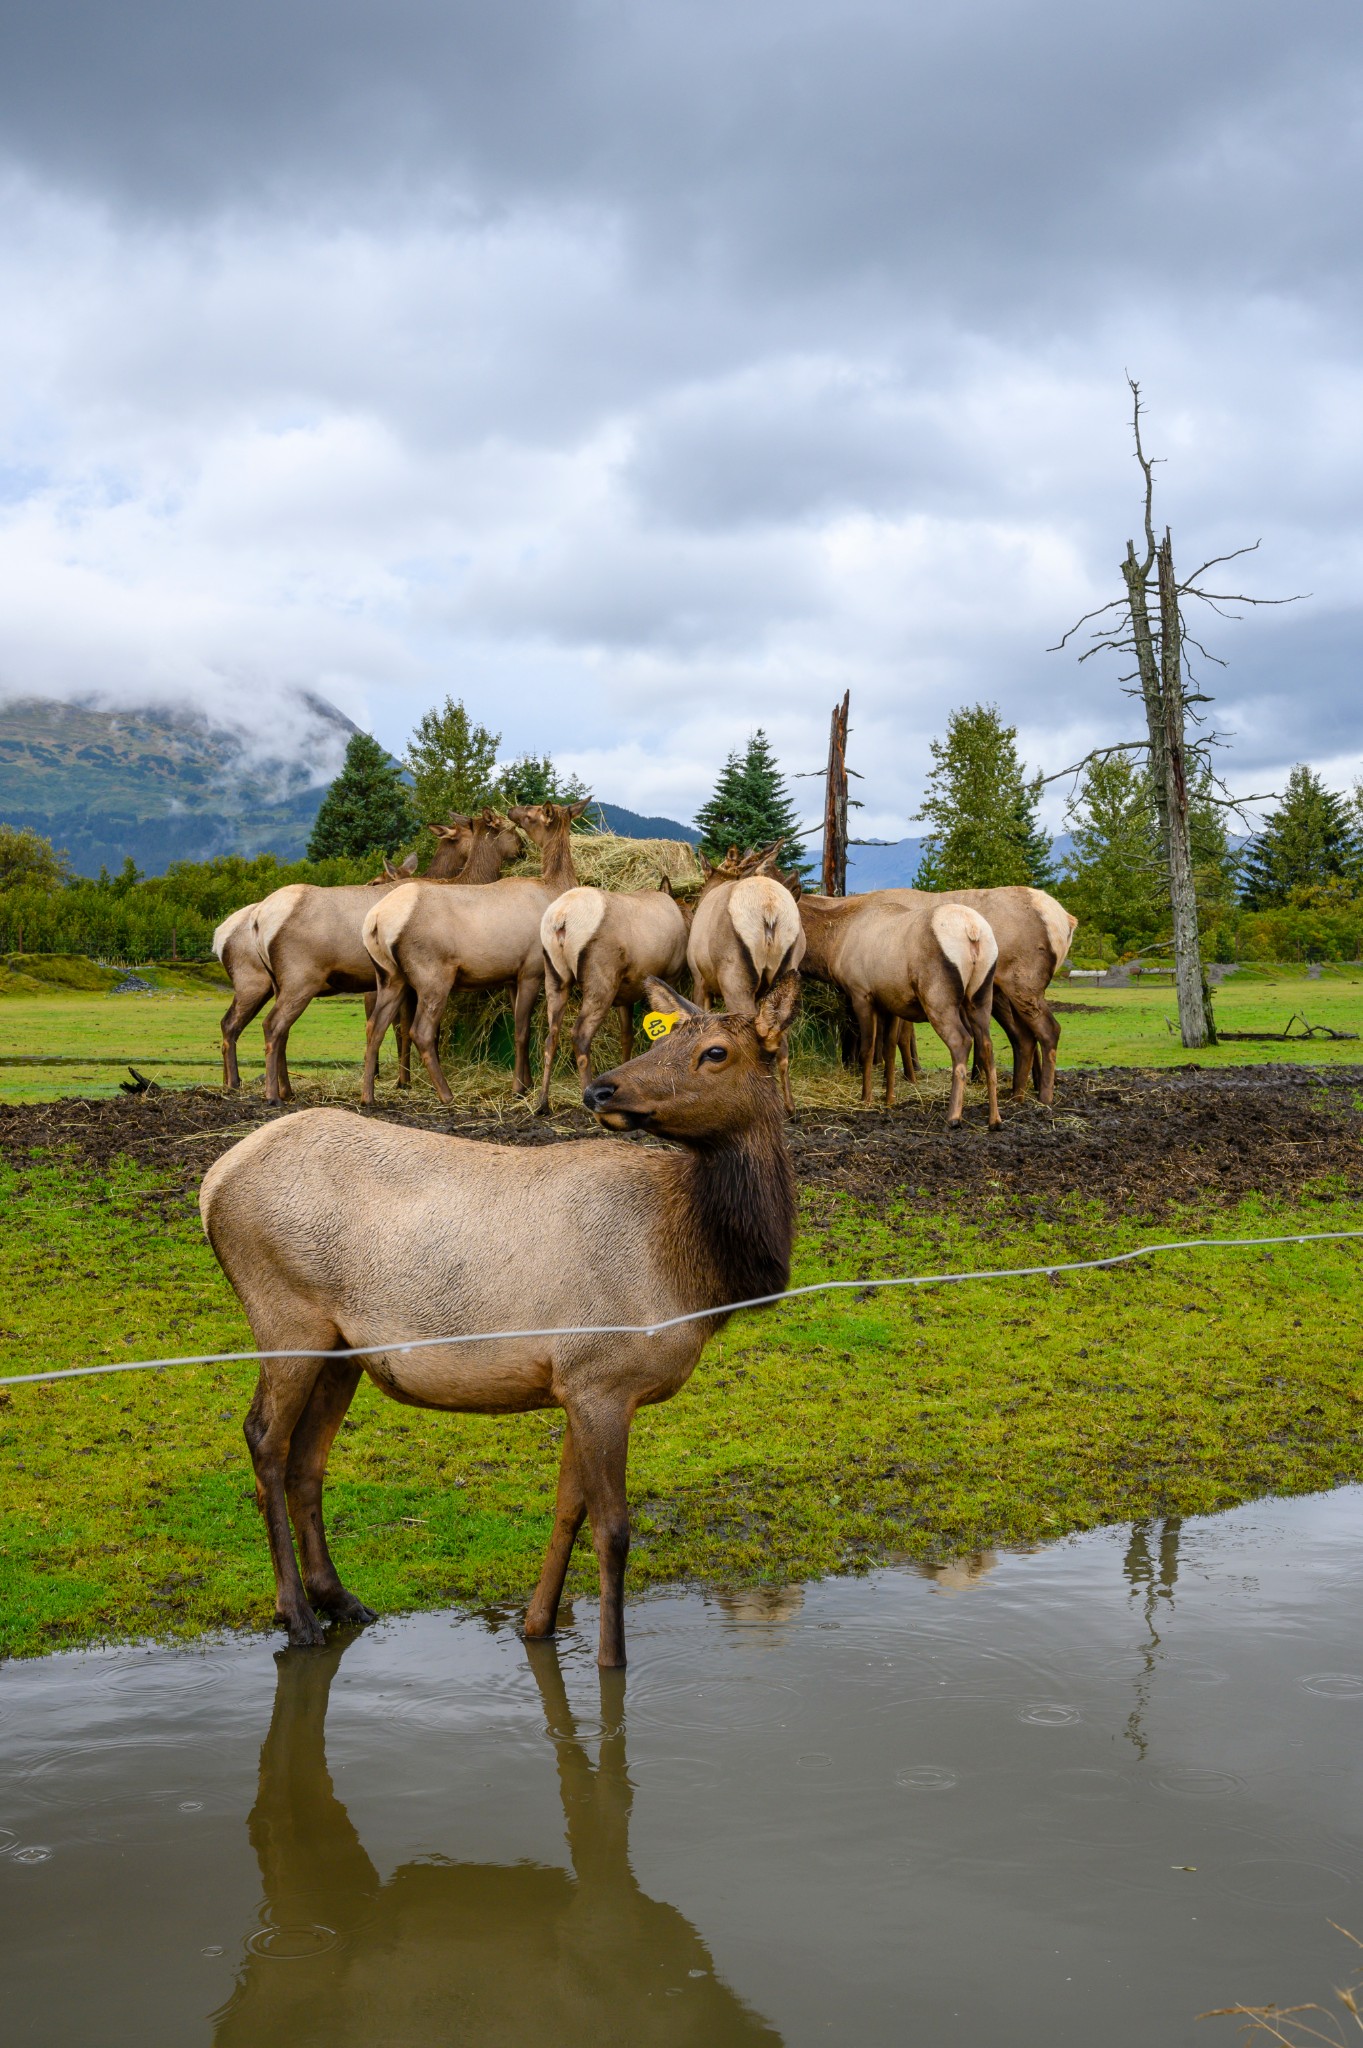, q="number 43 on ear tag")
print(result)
[643,1011,680,1041]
